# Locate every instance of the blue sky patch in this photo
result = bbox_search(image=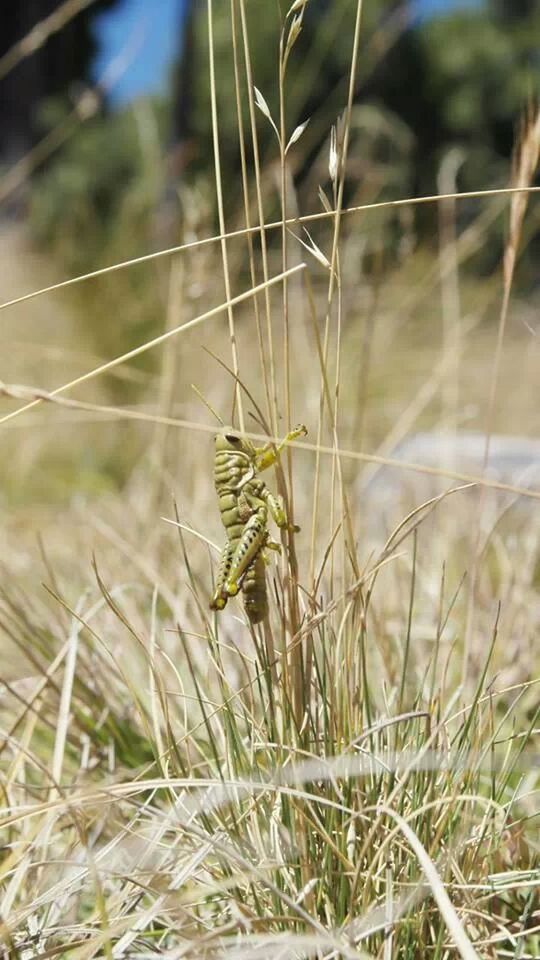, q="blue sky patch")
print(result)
[92,0,484,106]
